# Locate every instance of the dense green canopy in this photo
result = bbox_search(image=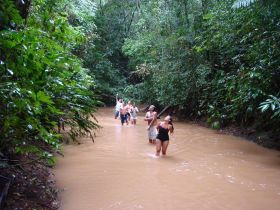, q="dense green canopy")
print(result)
[0,0,100,160]
[93,0,280,129]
